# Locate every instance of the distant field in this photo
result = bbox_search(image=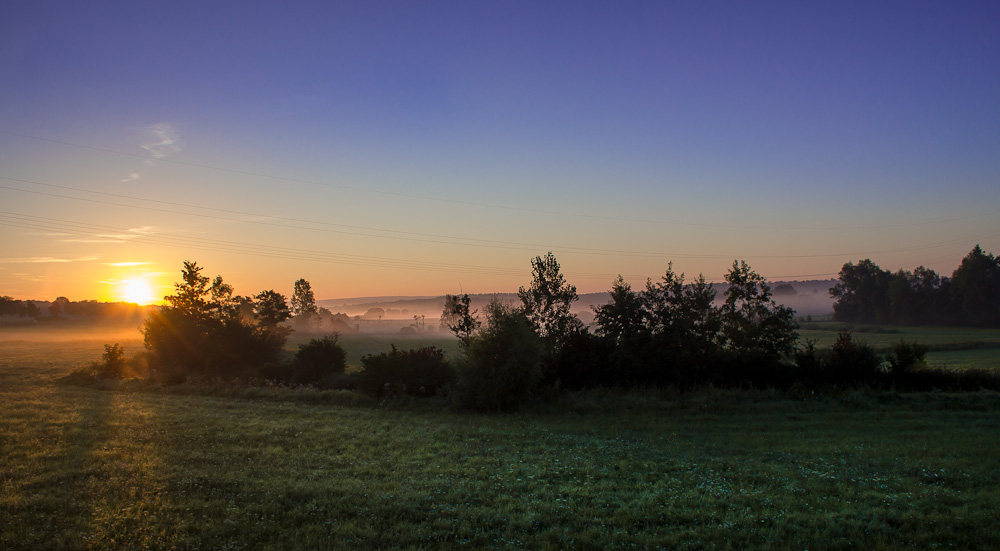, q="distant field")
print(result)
[797,322,1000,371]
[4,319,998,373]
[287,331,462,370]
[2,329,1000,549]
